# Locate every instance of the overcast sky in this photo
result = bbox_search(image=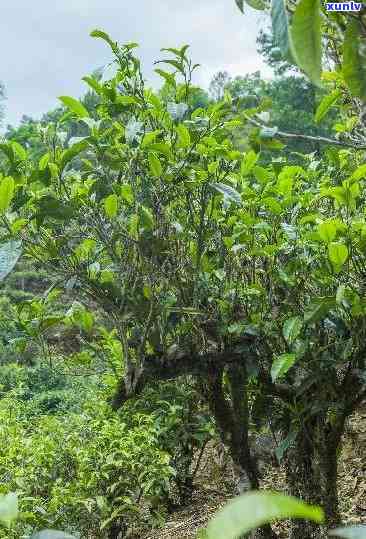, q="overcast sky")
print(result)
[0,1,271,128]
